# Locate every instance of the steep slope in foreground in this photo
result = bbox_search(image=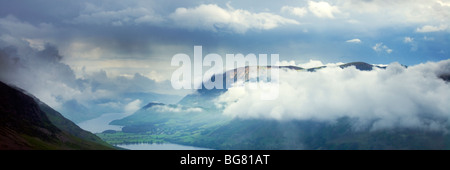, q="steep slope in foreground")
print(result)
[0,81,114,150]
